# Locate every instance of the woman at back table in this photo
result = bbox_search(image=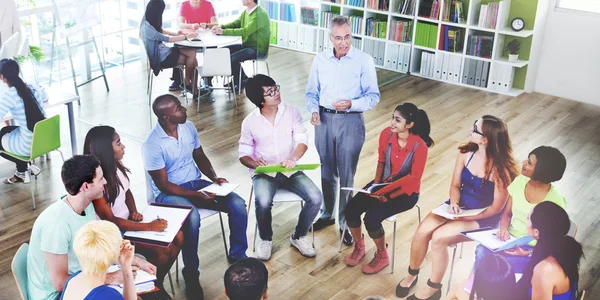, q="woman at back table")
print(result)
[396,116,520,300]
[84,125,183,296]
